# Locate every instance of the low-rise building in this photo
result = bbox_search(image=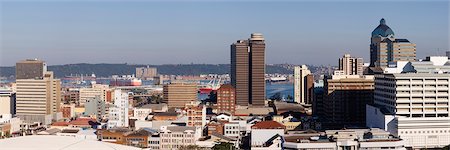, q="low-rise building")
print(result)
[251,121,286,148]
[159,126,202,149]
[283,128,406,150]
